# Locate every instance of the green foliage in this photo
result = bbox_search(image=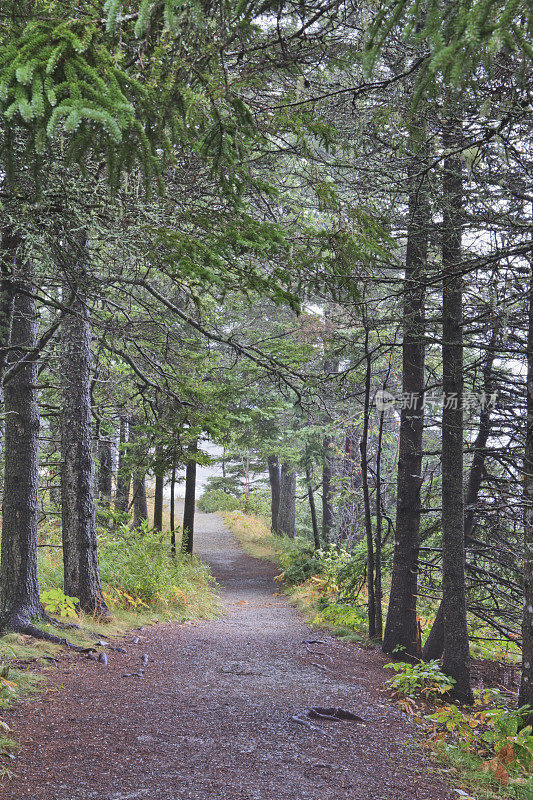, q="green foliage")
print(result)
[277,539,323,585]
[0,15,160,189]
[96,523,216,614]
[385,660,457,700]
[366,0,532,94]
[197,489,241,514]
[40,588,78,619]
[426,693,533,795]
